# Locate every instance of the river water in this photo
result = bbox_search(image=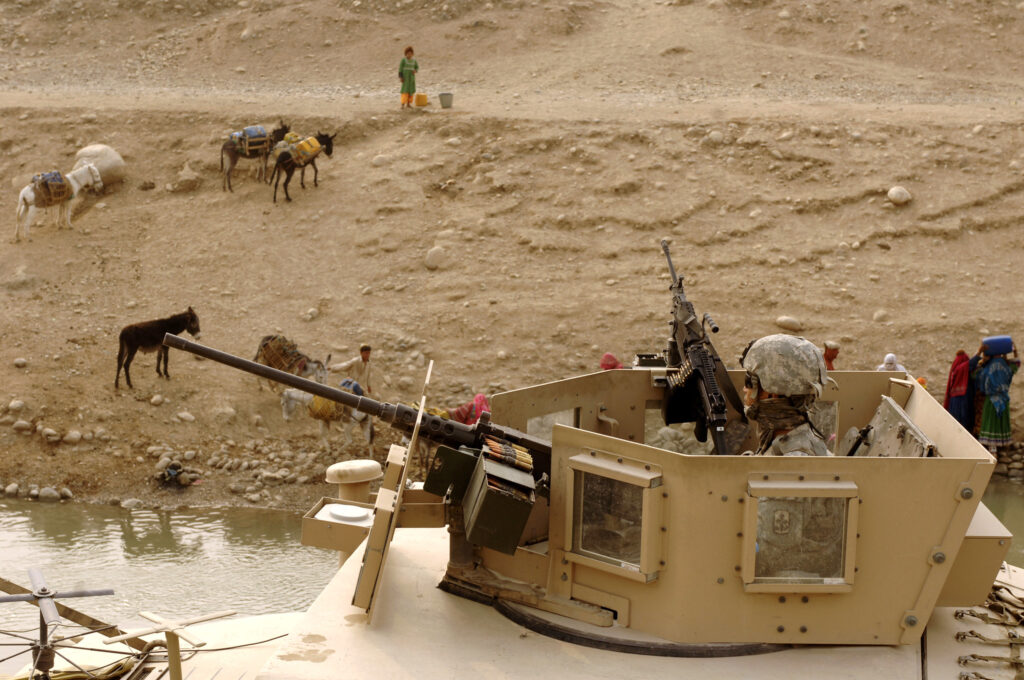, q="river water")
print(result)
[0,479,1022,657]
[0,500,338,638]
